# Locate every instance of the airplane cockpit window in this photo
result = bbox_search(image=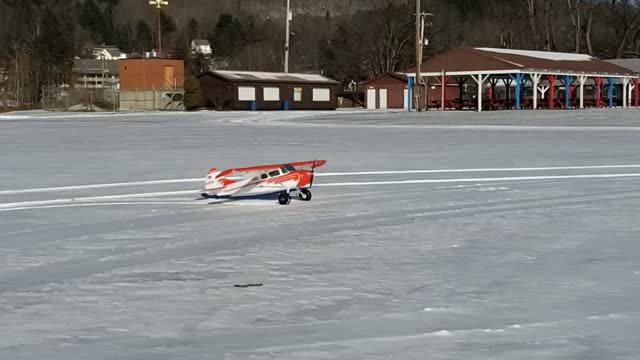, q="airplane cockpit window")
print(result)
[282,164,295,172]
[269,170,281,177]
